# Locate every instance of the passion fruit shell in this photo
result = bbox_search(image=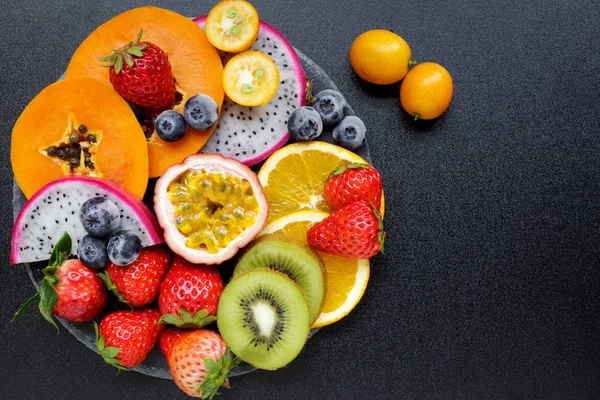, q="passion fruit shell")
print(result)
[154,154,268,264]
